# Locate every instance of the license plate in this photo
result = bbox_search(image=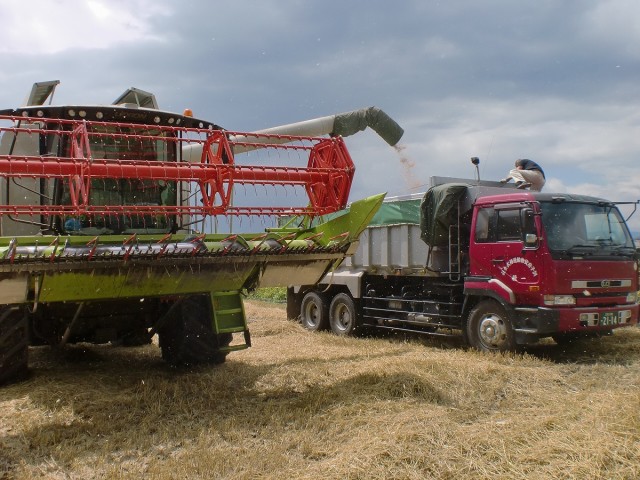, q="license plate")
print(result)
[600,312,621,326]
